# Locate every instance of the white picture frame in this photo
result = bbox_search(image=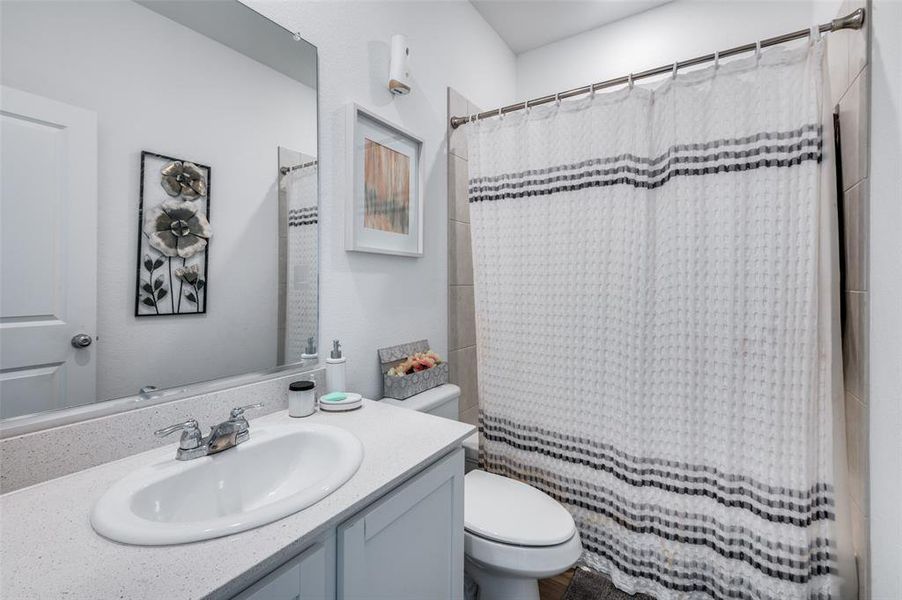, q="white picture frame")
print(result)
[346,103,424,257]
